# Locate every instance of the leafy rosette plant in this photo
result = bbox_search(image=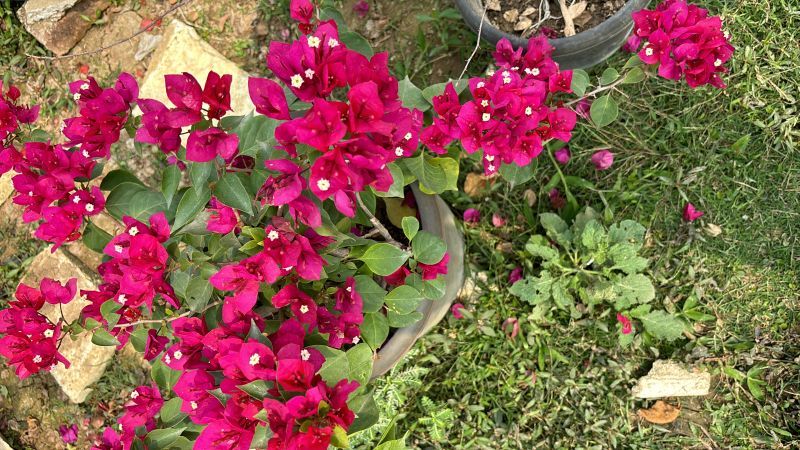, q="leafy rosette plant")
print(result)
[0,0,733,448]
